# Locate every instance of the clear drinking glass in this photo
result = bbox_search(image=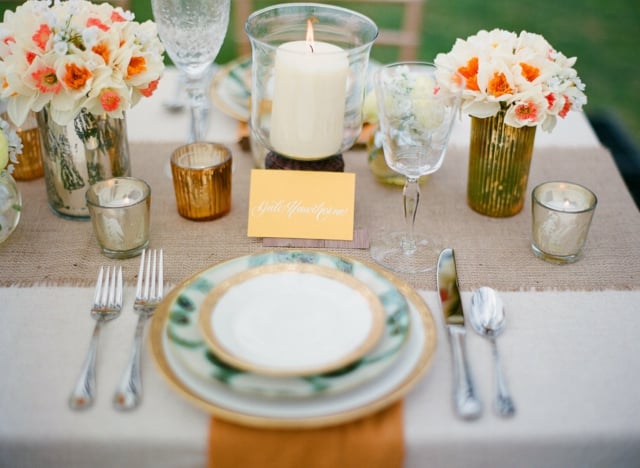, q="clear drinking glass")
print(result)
[151,0,230,142]
[370,62,461,273]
